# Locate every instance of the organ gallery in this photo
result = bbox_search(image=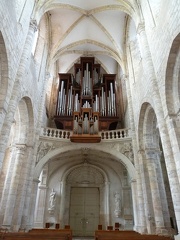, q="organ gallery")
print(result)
[54,57,119,142]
